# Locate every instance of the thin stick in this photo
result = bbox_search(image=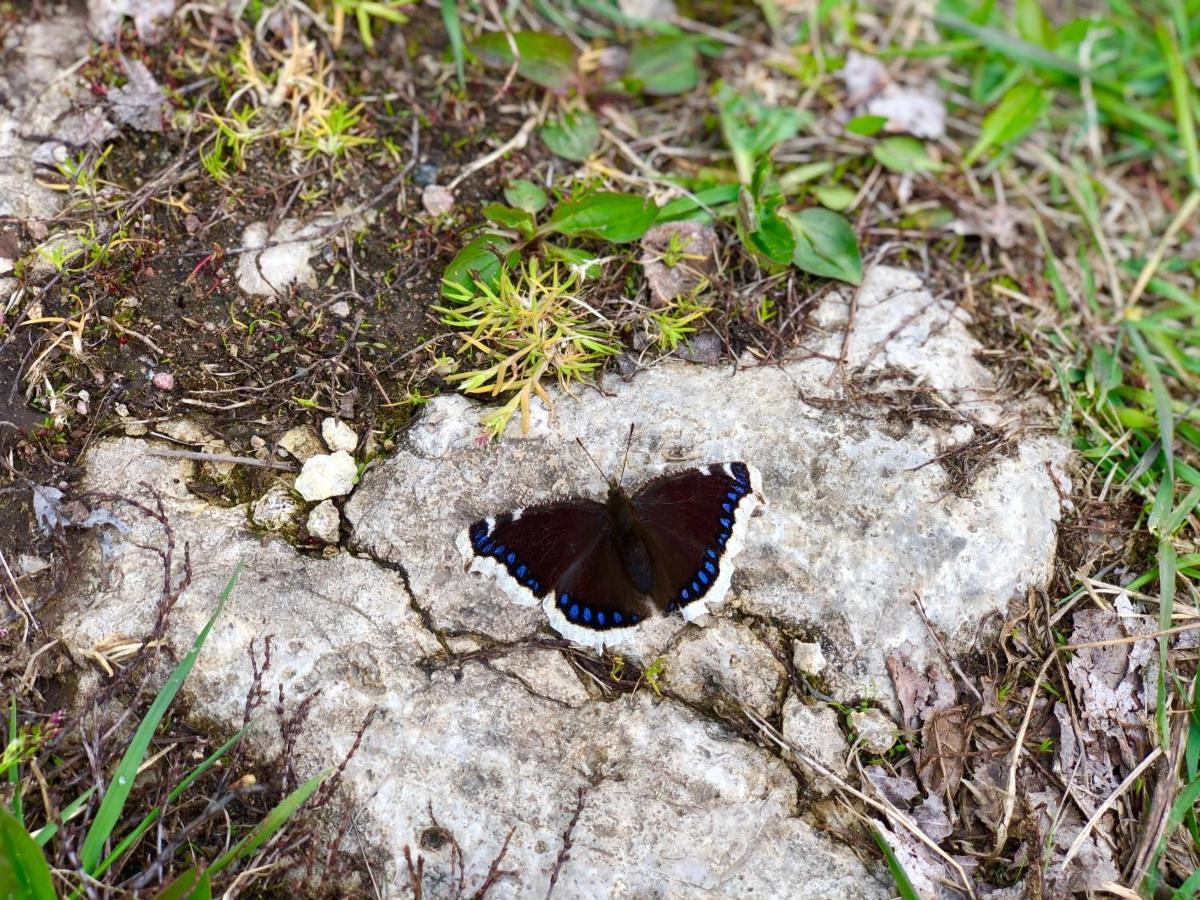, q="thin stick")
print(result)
[994,652,1055,854]
[100,315,165,356]
[146,449,296,471]
[447,115,538,191]
[1059,747,1162,870]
